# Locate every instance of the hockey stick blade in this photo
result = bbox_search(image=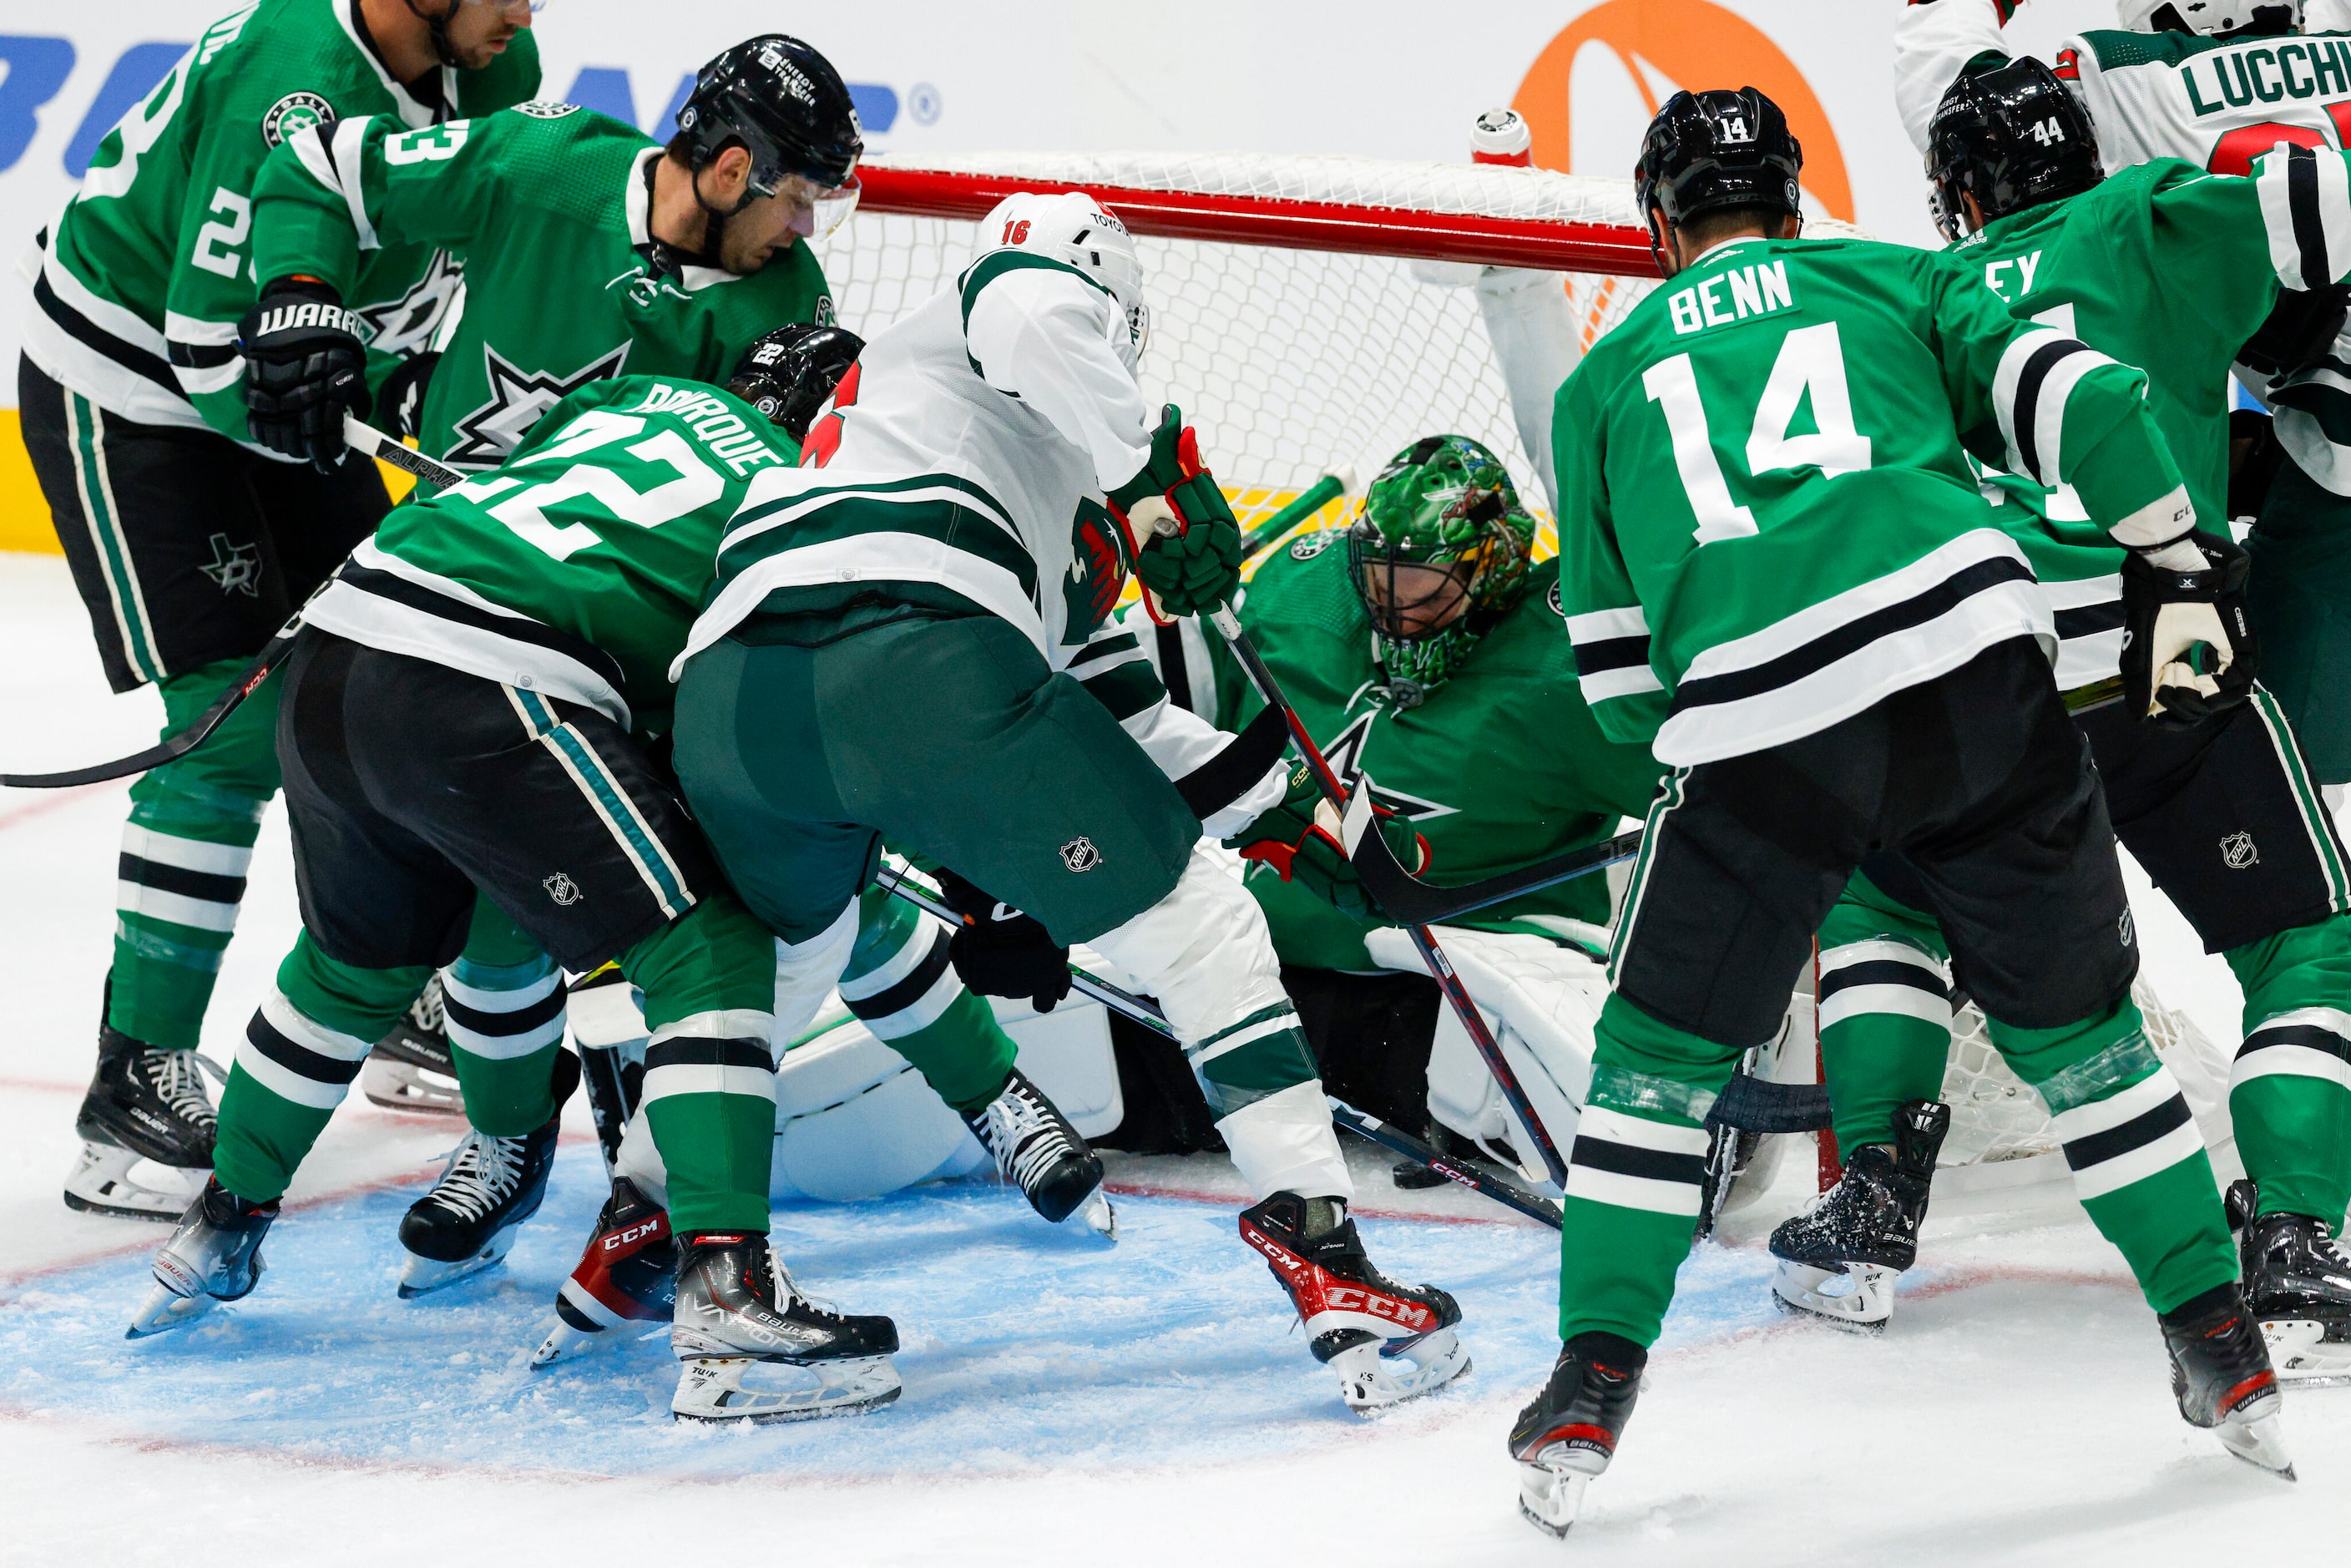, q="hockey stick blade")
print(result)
[1342,775,1643,926]
[344,412,465,489]
[1328,1099,1562,1230]
[0,625,296,788]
